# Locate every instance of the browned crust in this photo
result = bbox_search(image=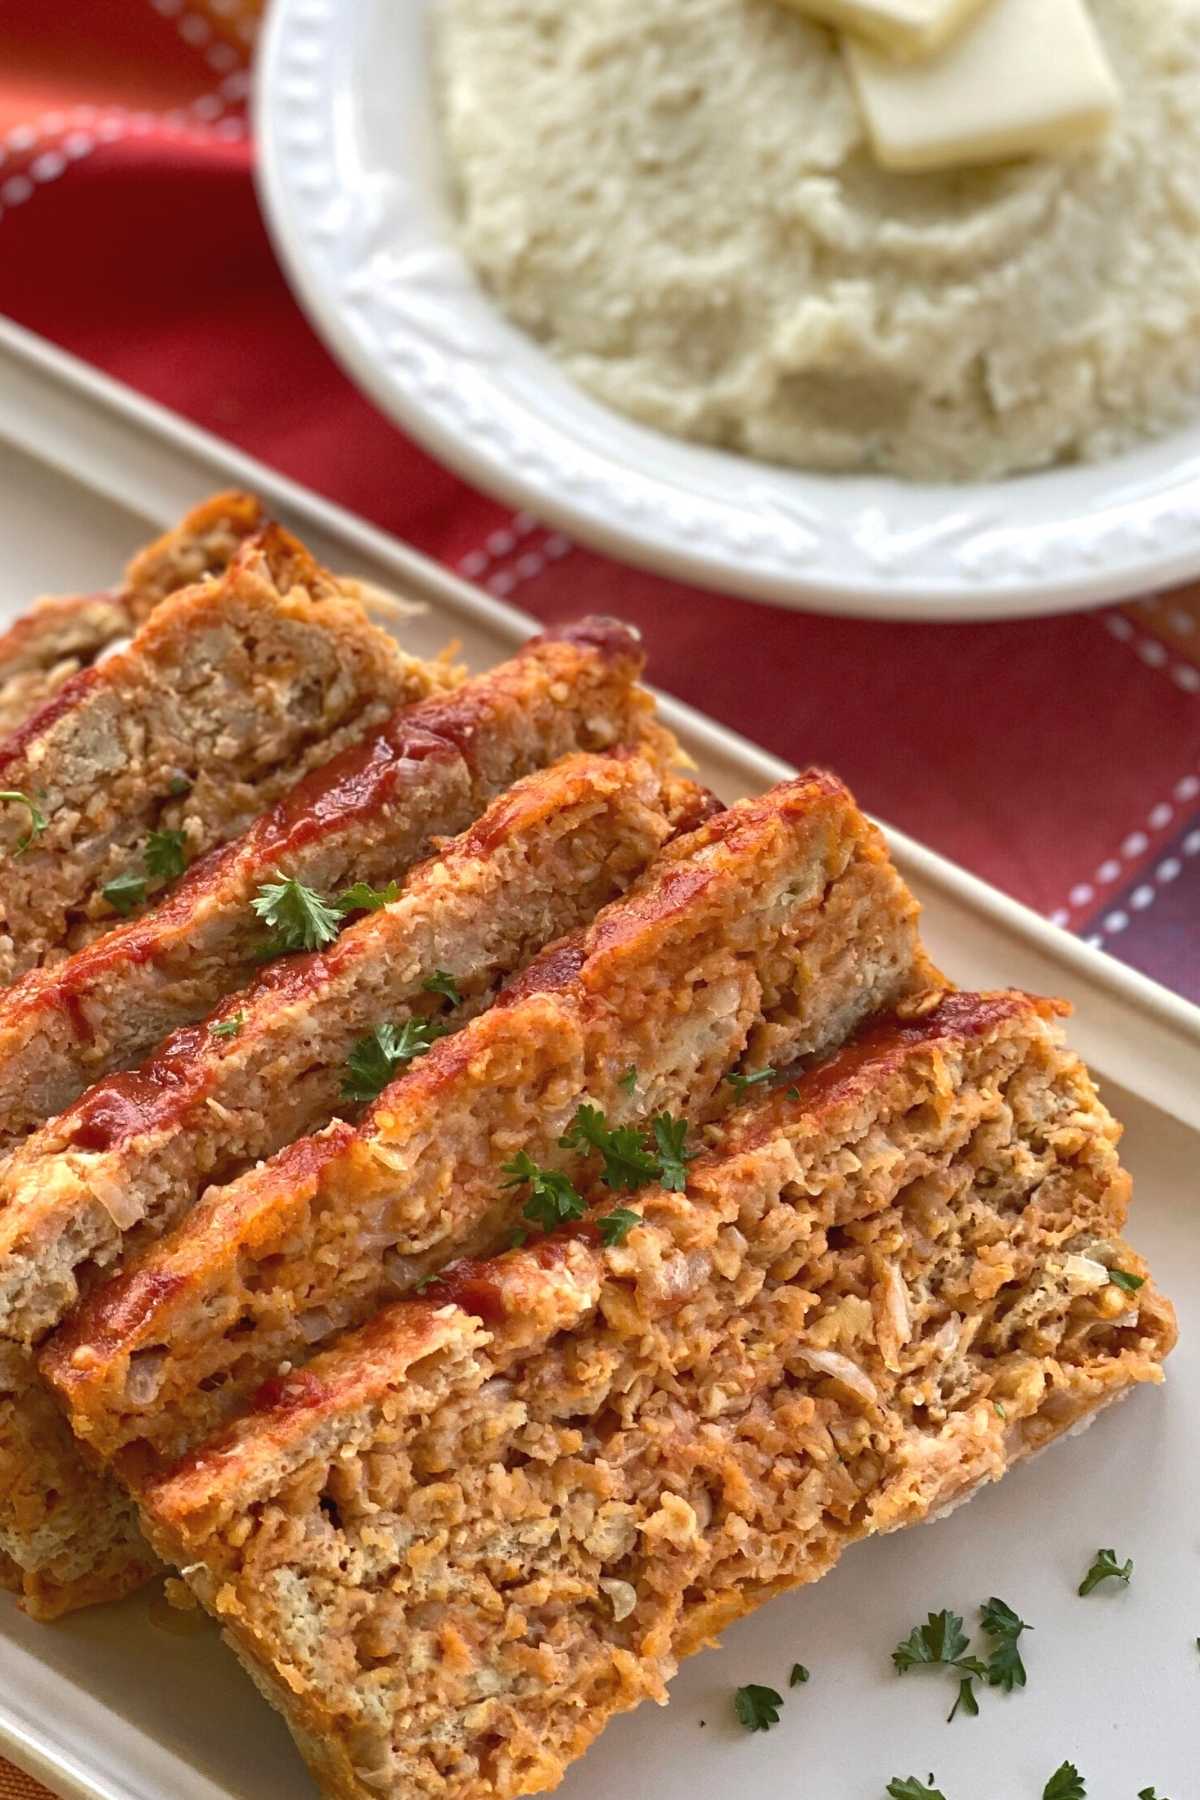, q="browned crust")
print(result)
[51,777,925,1484]
[140,987,1057,1509]
[0,618,647,1062]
